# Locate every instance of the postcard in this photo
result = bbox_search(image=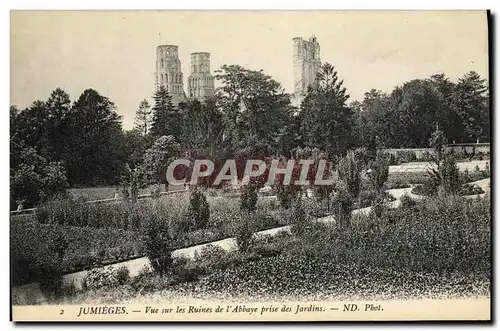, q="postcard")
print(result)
[10,10,491,322]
